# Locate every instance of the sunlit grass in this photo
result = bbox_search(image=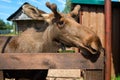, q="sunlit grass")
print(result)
[111,75,120,80]
[116,76,120,80]
[58,49,75,53]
